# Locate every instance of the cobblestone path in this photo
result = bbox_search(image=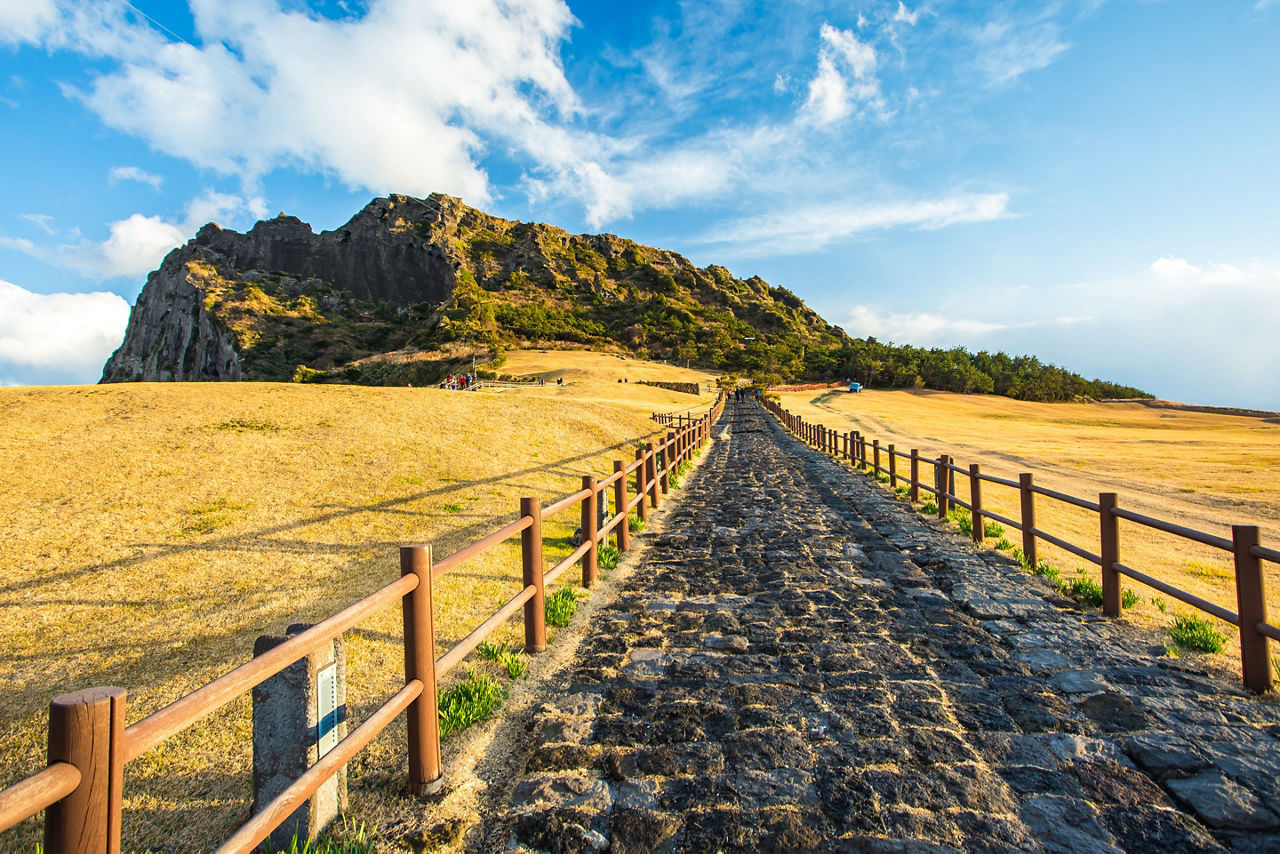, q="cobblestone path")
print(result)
[477,402,1280,853]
